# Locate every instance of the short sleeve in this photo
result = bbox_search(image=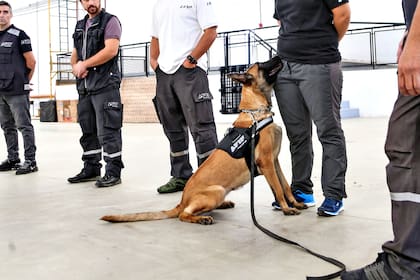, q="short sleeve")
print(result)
[104,16,122,40]
[196,0,218,30]
[19,31,32,54]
